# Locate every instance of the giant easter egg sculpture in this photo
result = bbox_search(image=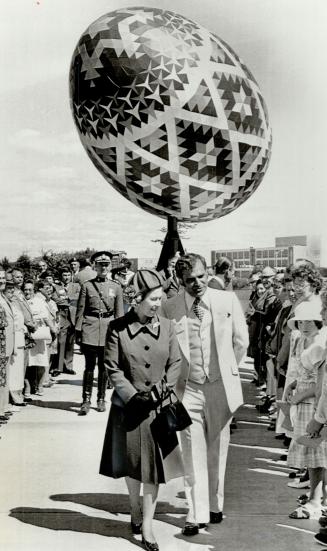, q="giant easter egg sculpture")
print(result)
[70,7,272,222]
